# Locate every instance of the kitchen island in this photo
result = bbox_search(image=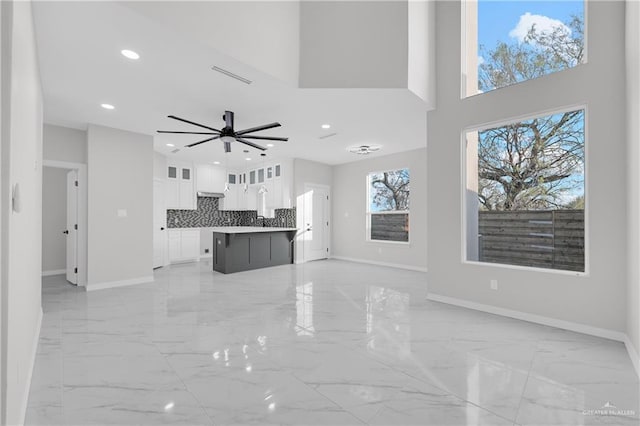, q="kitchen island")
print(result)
[211,227,298,274]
